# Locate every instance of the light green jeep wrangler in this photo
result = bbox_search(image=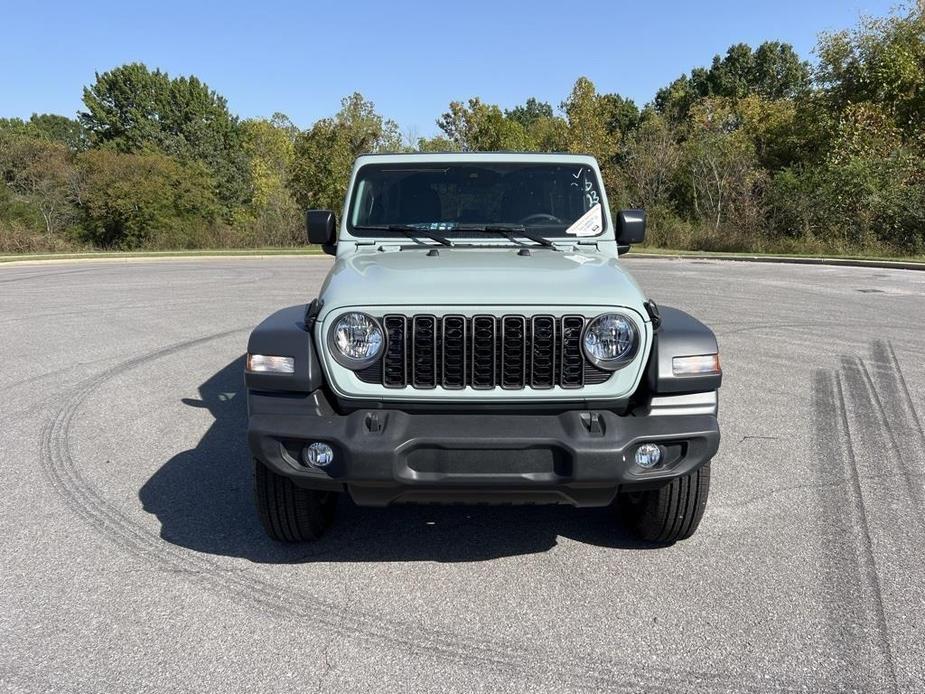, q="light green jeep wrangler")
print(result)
[245,152,721,544]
